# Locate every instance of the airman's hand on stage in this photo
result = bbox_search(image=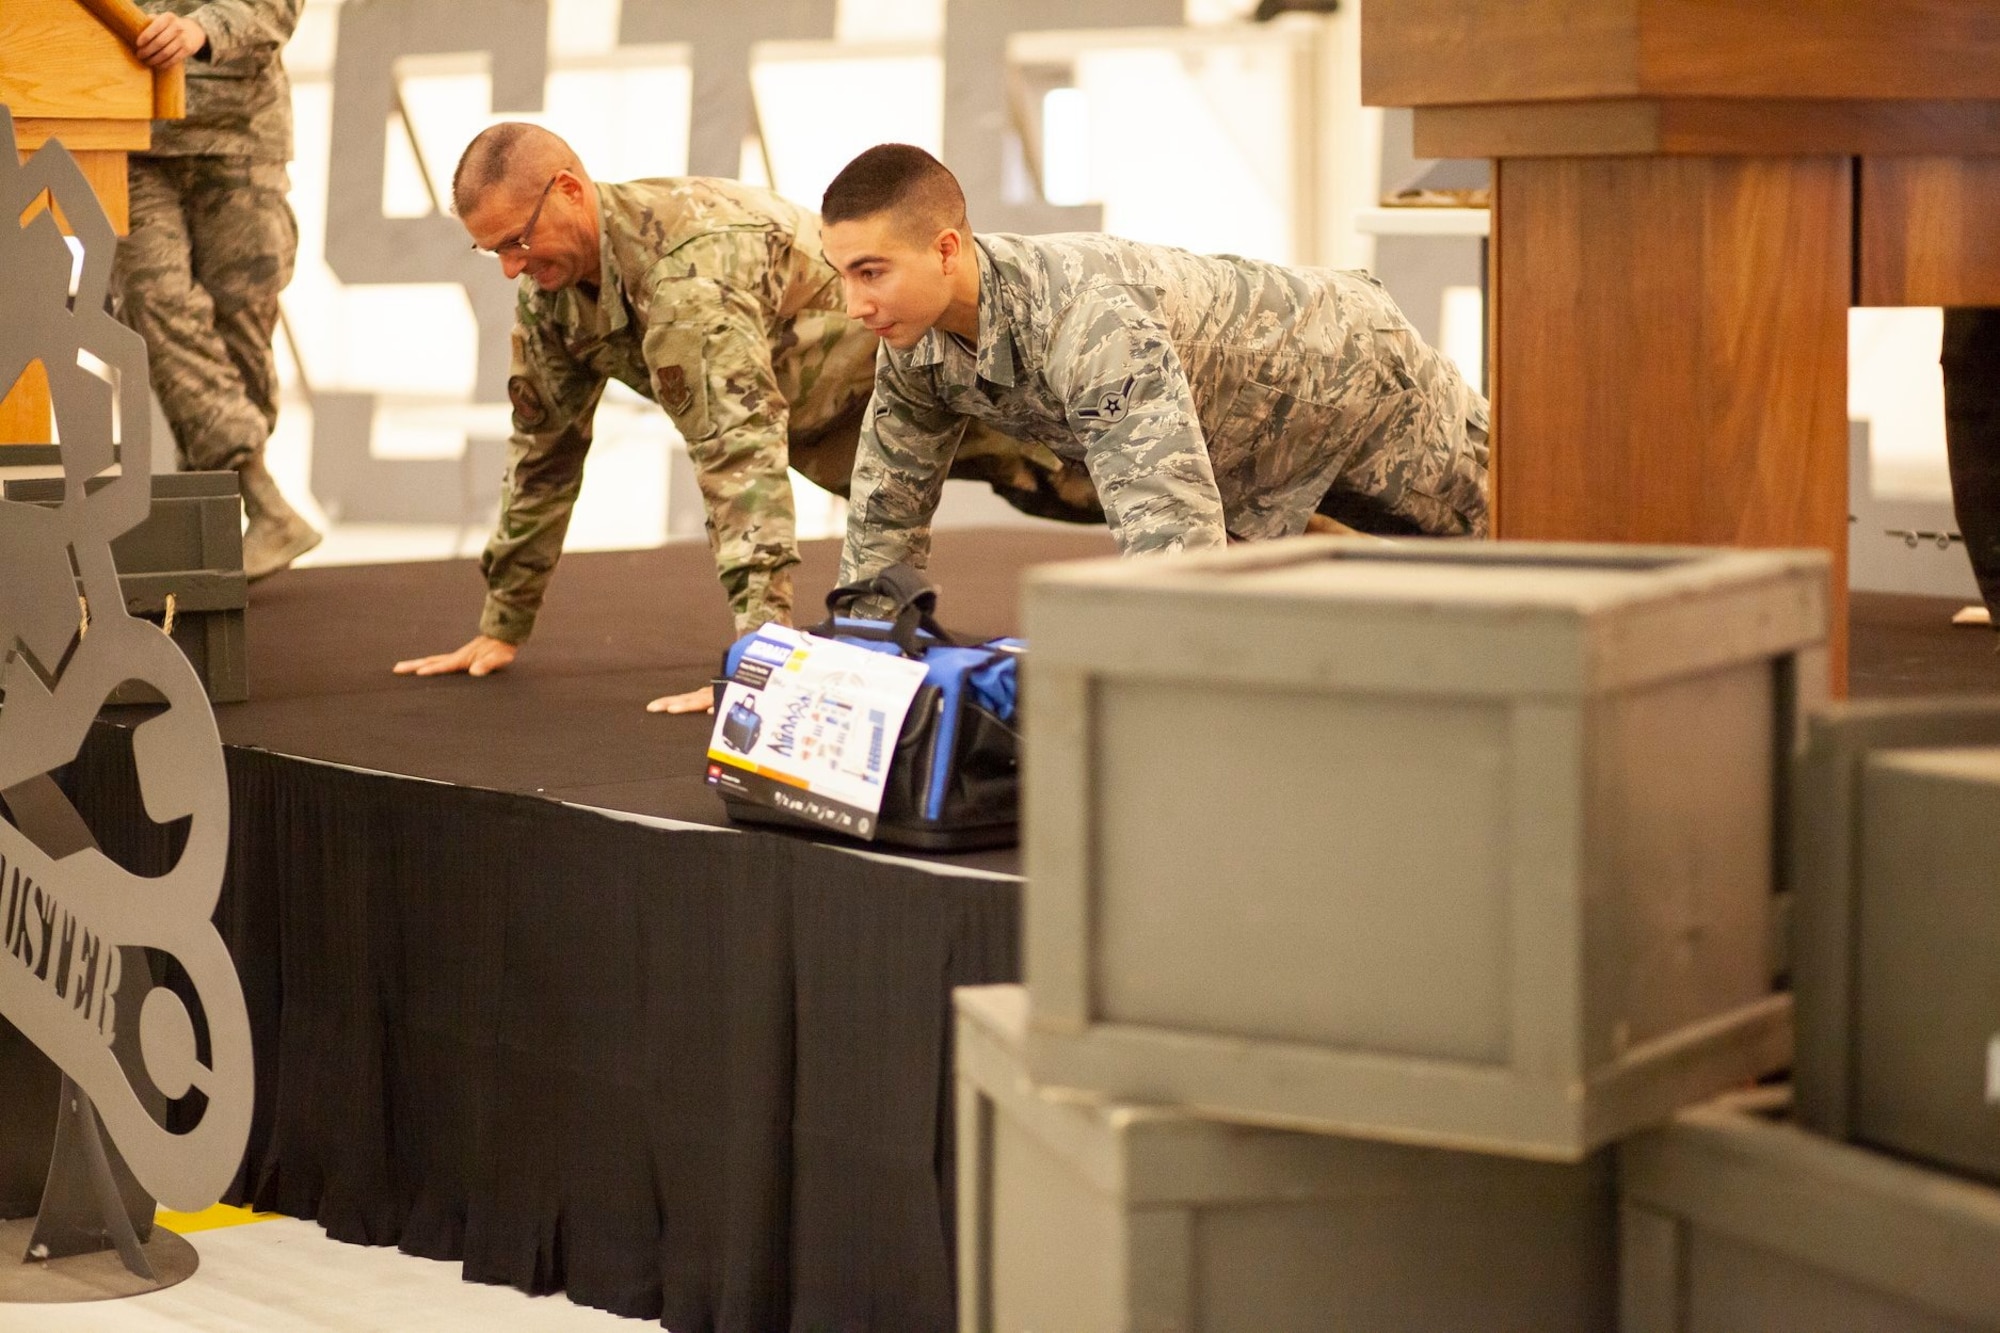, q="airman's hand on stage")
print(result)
[135,14,209,68]
[646,686,716,716]
[392,635,519,678]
